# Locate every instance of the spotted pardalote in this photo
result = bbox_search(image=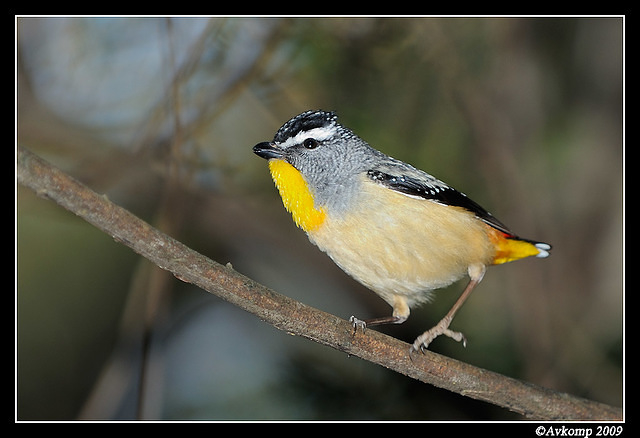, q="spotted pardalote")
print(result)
[253,110,551,352]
